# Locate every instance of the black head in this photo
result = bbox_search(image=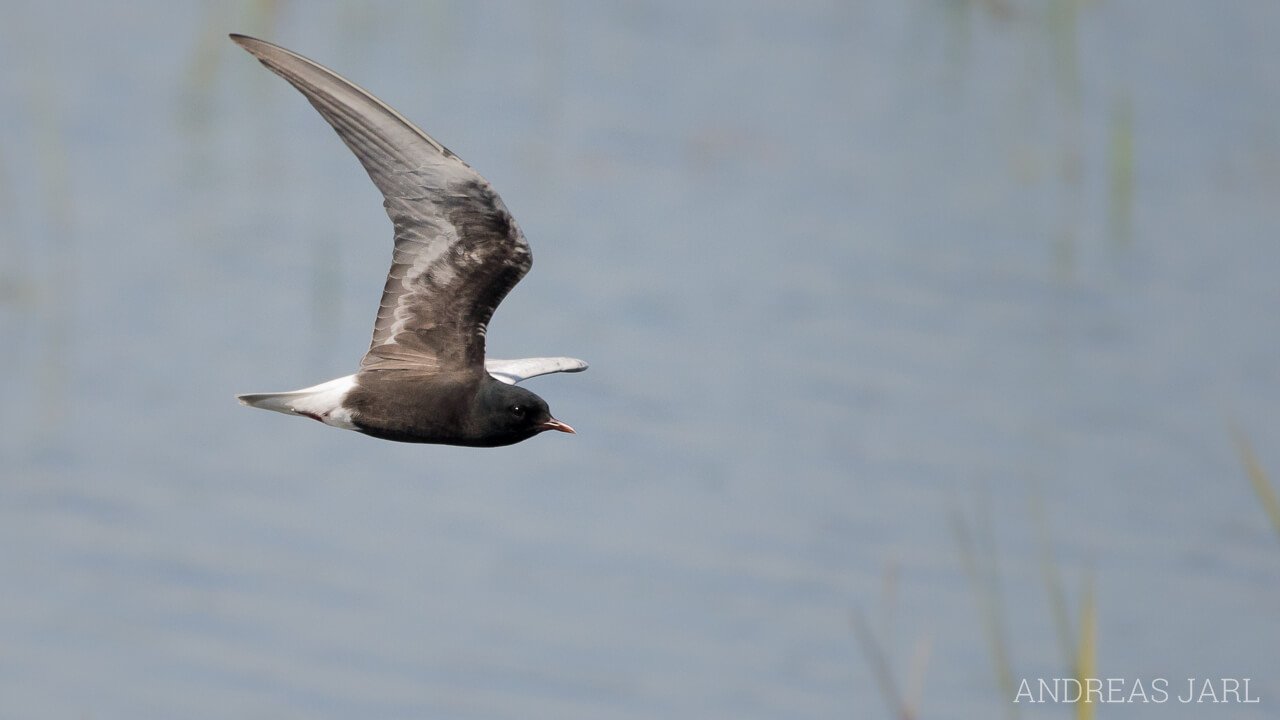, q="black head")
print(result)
[473,380,575,447]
